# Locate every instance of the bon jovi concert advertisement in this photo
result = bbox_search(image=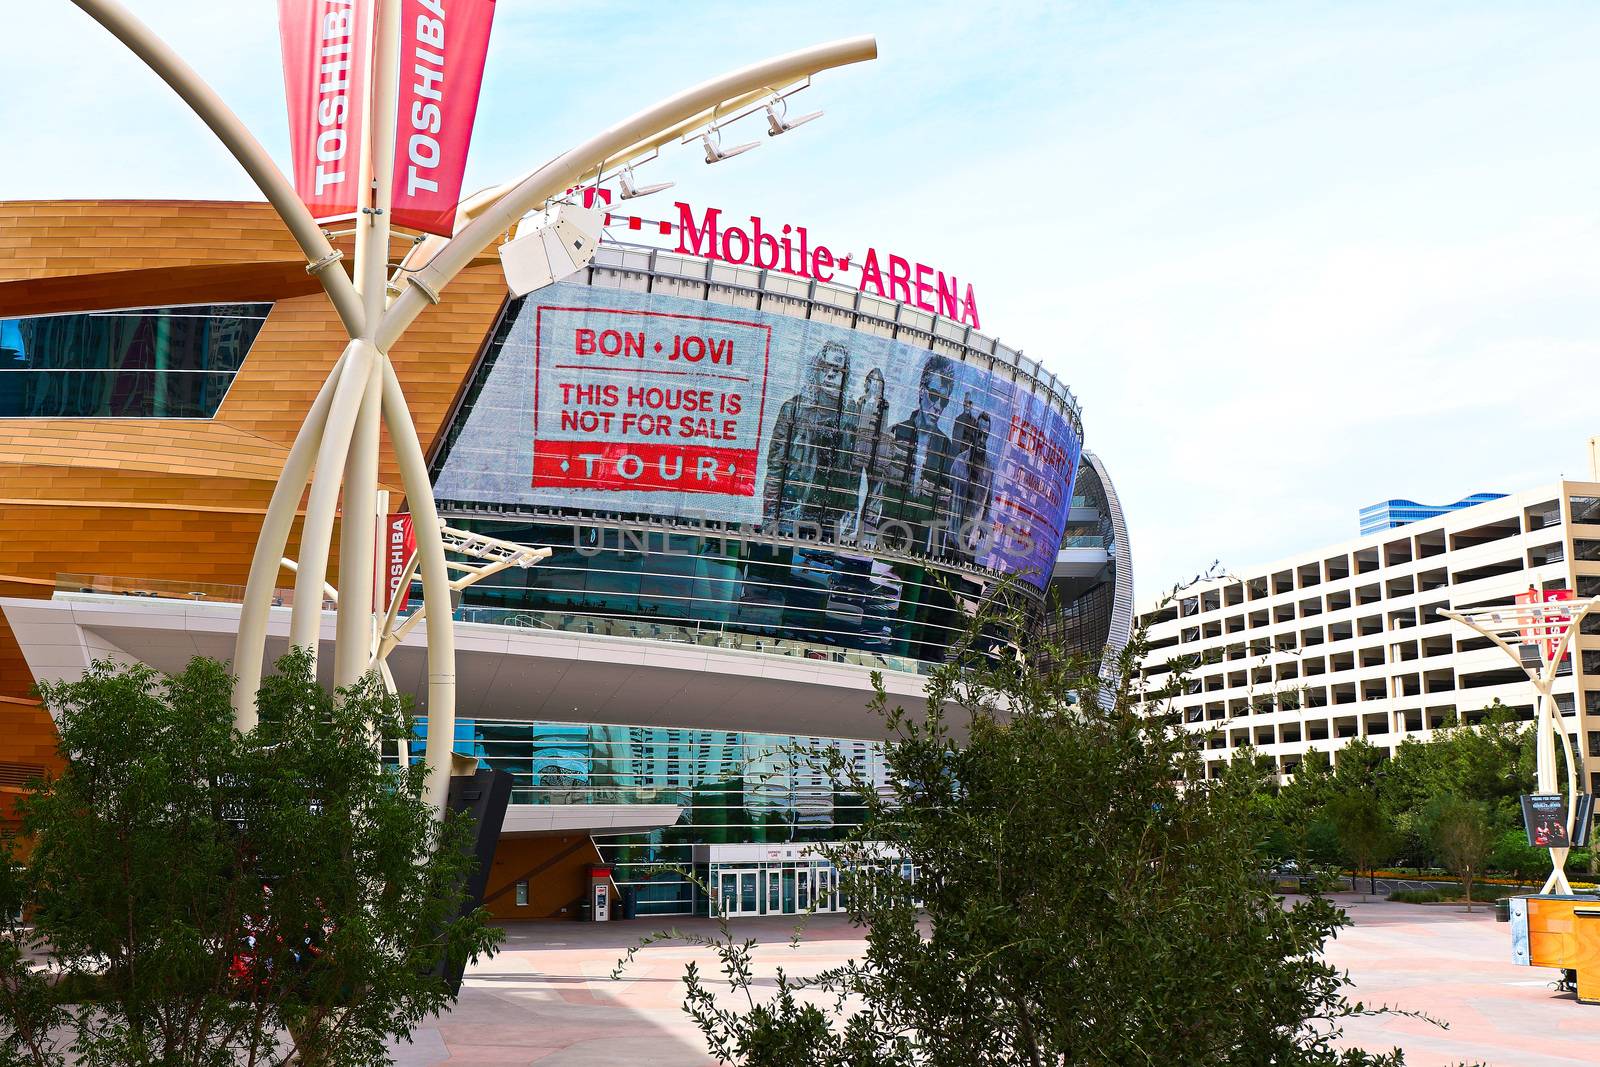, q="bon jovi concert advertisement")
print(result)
[435,282,1081,588]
